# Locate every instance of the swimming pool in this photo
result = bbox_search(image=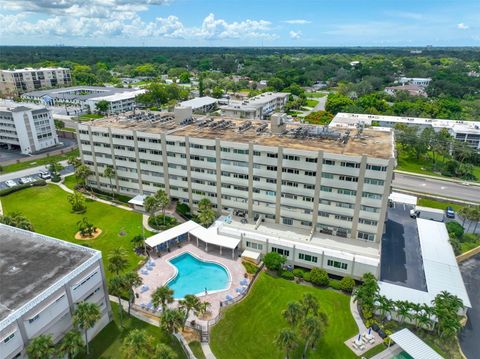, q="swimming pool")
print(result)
[166,252,230,299]
[392,351,413,359]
